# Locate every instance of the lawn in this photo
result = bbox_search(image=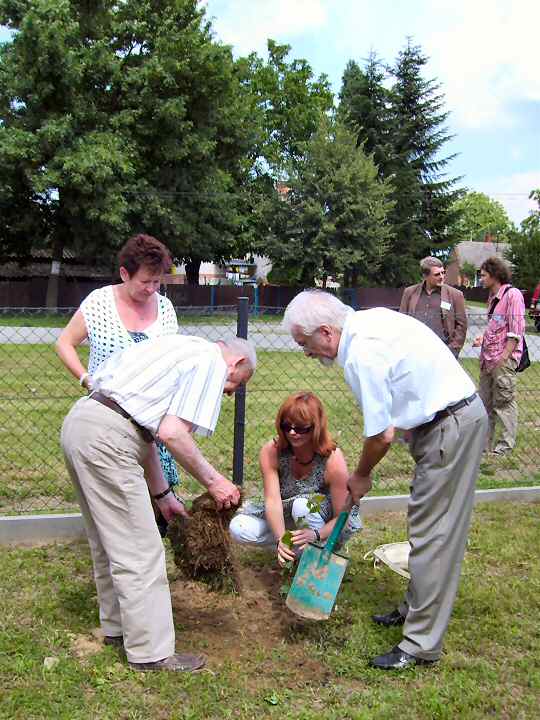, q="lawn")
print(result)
[0,501,539,719]
[0,309,284,328]
[1,333,539,515]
